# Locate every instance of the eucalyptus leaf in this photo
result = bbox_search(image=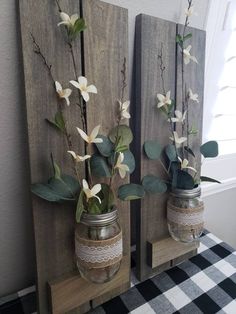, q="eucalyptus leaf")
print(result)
[90,154,111,177]
[200,141,219,158]
[31,183,75,202]
[109,125,133,147]
[123,150,135,174]
[76,190,85,222]
[142,175,167,194]
[118,184,145,201]
[200,176,221,184]
[95,135,114,157]
[144,140,162,160]
[176,170,195,189]
[165,144,177,162]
